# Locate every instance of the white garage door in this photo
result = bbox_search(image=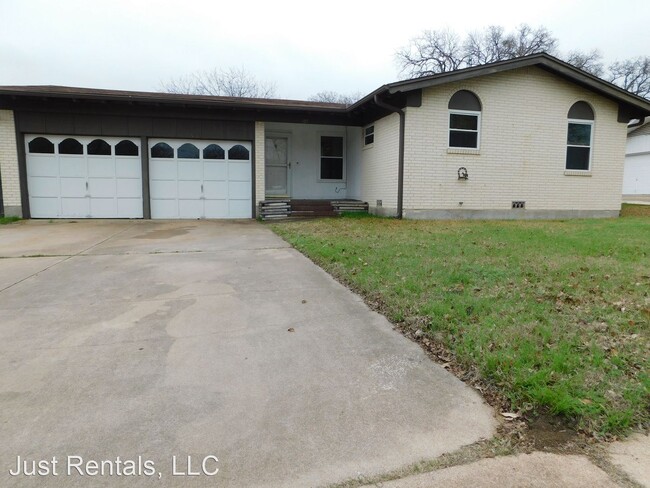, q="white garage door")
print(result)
[149,139,252,219]
[26,135,143,218]
[623,154,650,195]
